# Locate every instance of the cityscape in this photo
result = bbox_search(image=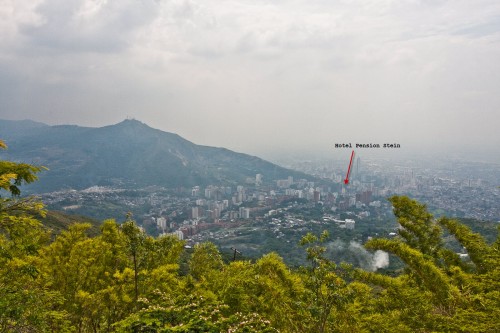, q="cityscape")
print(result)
[40,155,500,263]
